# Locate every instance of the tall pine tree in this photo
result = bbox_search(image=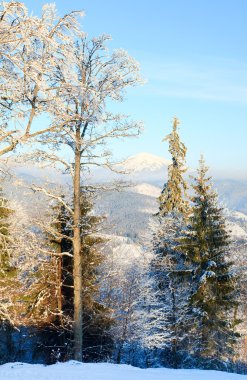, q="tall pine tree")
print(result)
[178,156,240,367]
[150,117,190,368]
[159,117,189,216]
